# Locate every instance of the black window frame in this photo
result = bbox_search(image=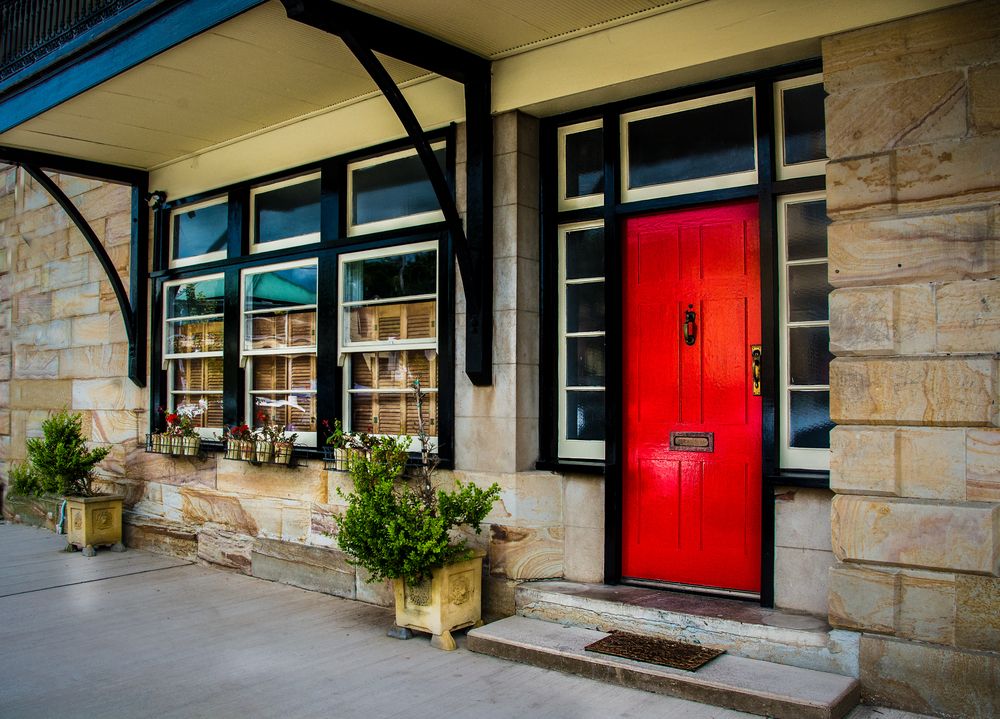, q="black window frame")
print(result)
[538,62,829,600]
[149,128,457,467]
